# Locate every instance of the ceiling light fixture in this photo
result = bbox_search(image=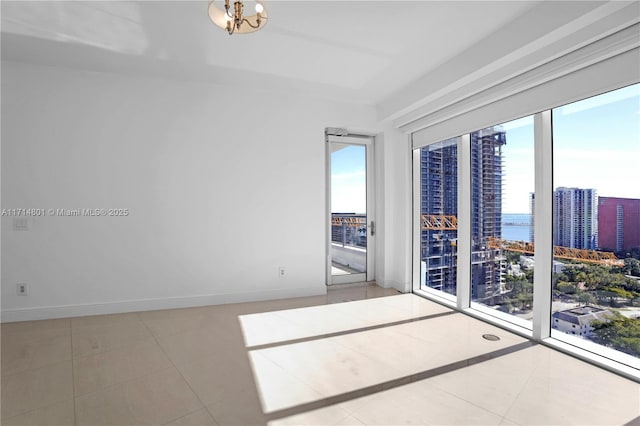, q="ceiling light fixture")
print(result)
[208,0,267,35]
